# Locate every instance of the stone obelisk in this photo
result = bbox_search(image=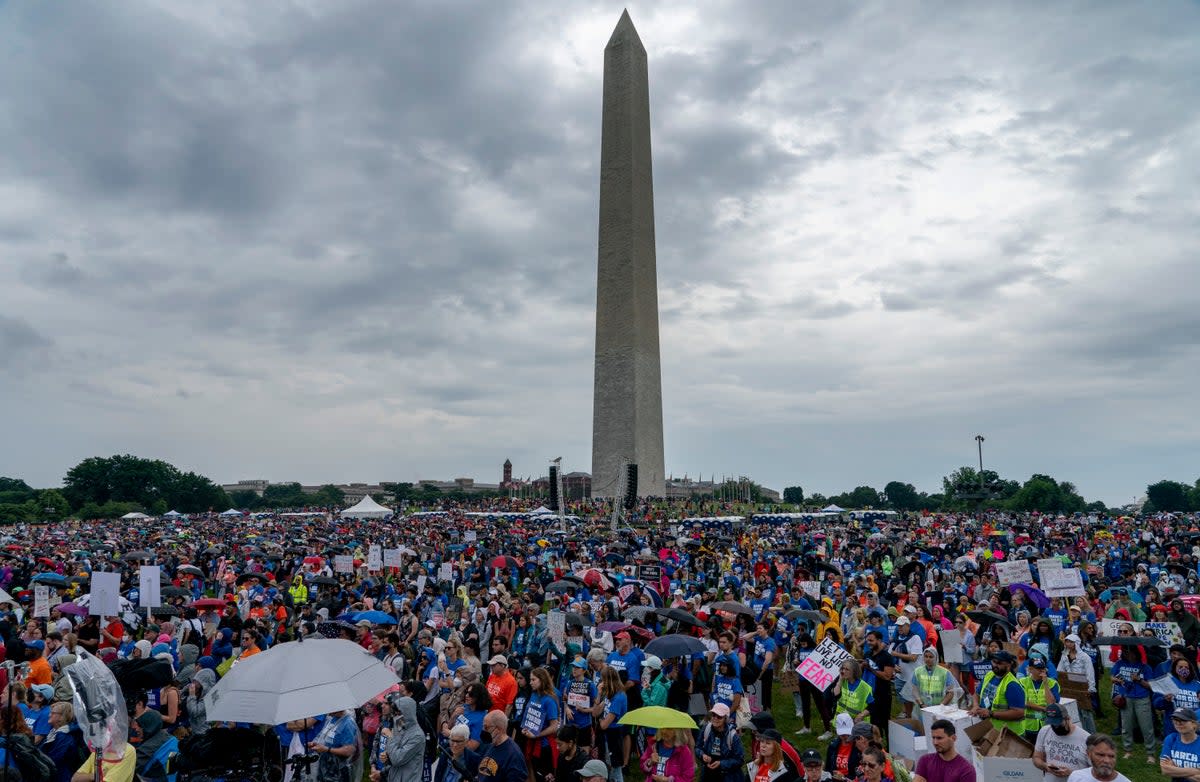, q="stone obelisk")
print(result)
[591,9,665,500]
